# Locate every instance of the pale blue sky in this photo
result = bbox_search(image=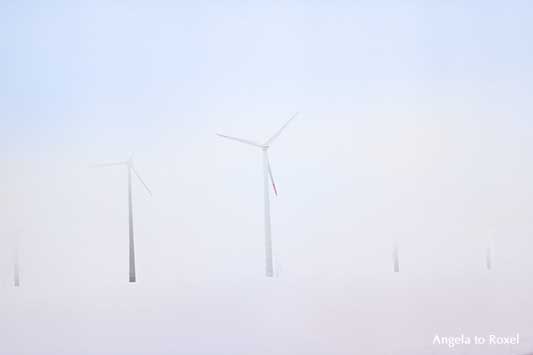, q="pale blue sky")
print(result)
[2,1,533,154]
